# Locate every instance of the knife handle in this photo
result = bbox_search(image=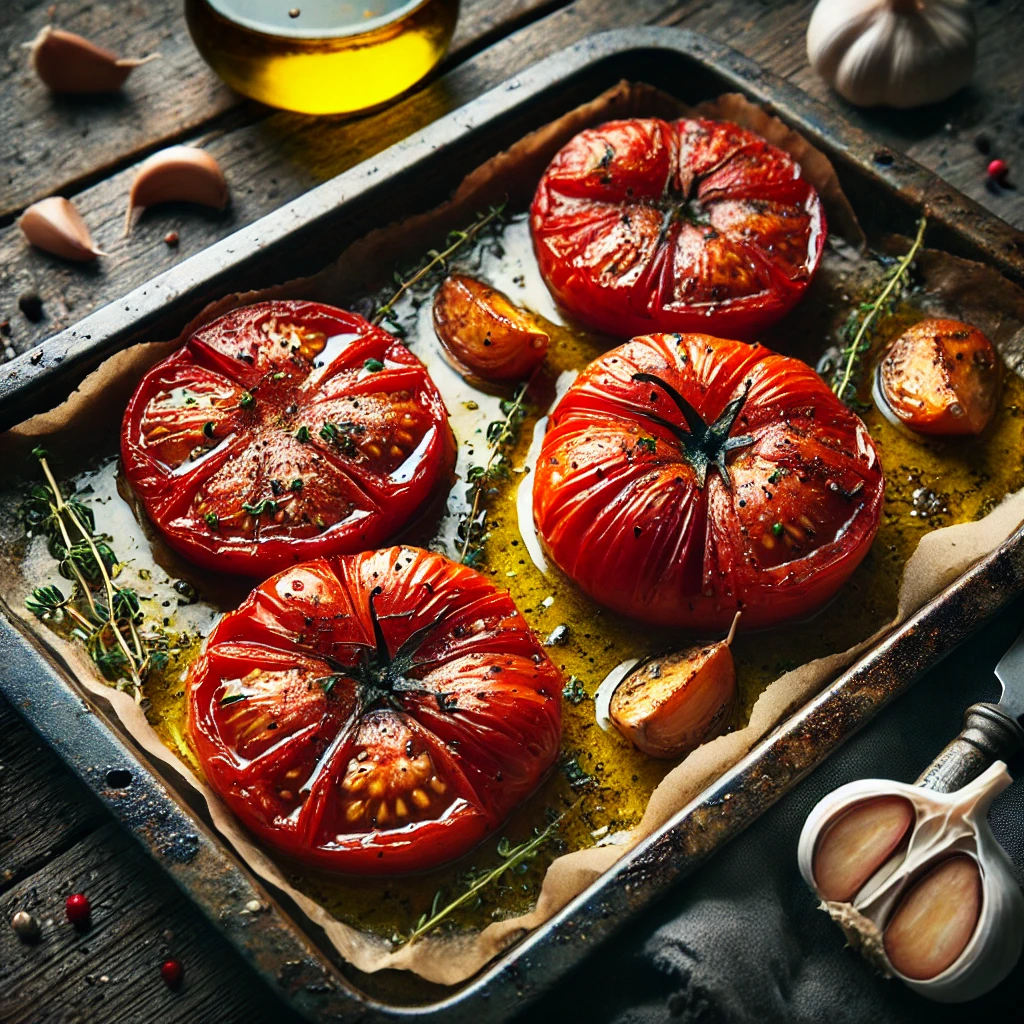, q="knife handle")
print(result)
[915,702,1024,793]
